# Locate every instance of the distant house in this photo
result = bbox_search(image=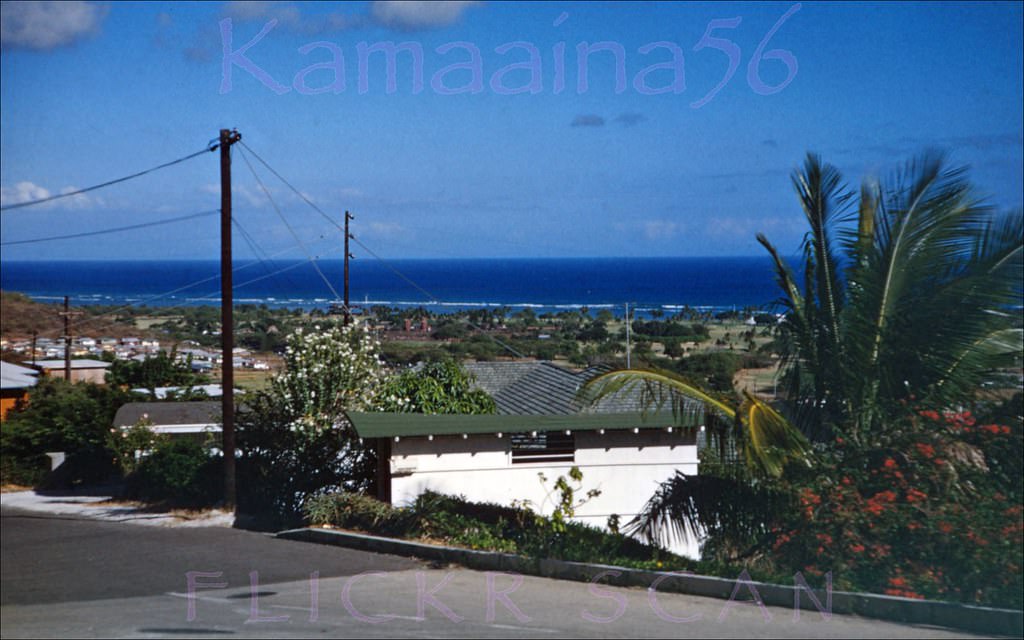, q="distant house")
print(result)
[346,361,704,558]
[128,384,239,400]
[29,359,112,384]
[112,401,222,437]
[1,362,39,420]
